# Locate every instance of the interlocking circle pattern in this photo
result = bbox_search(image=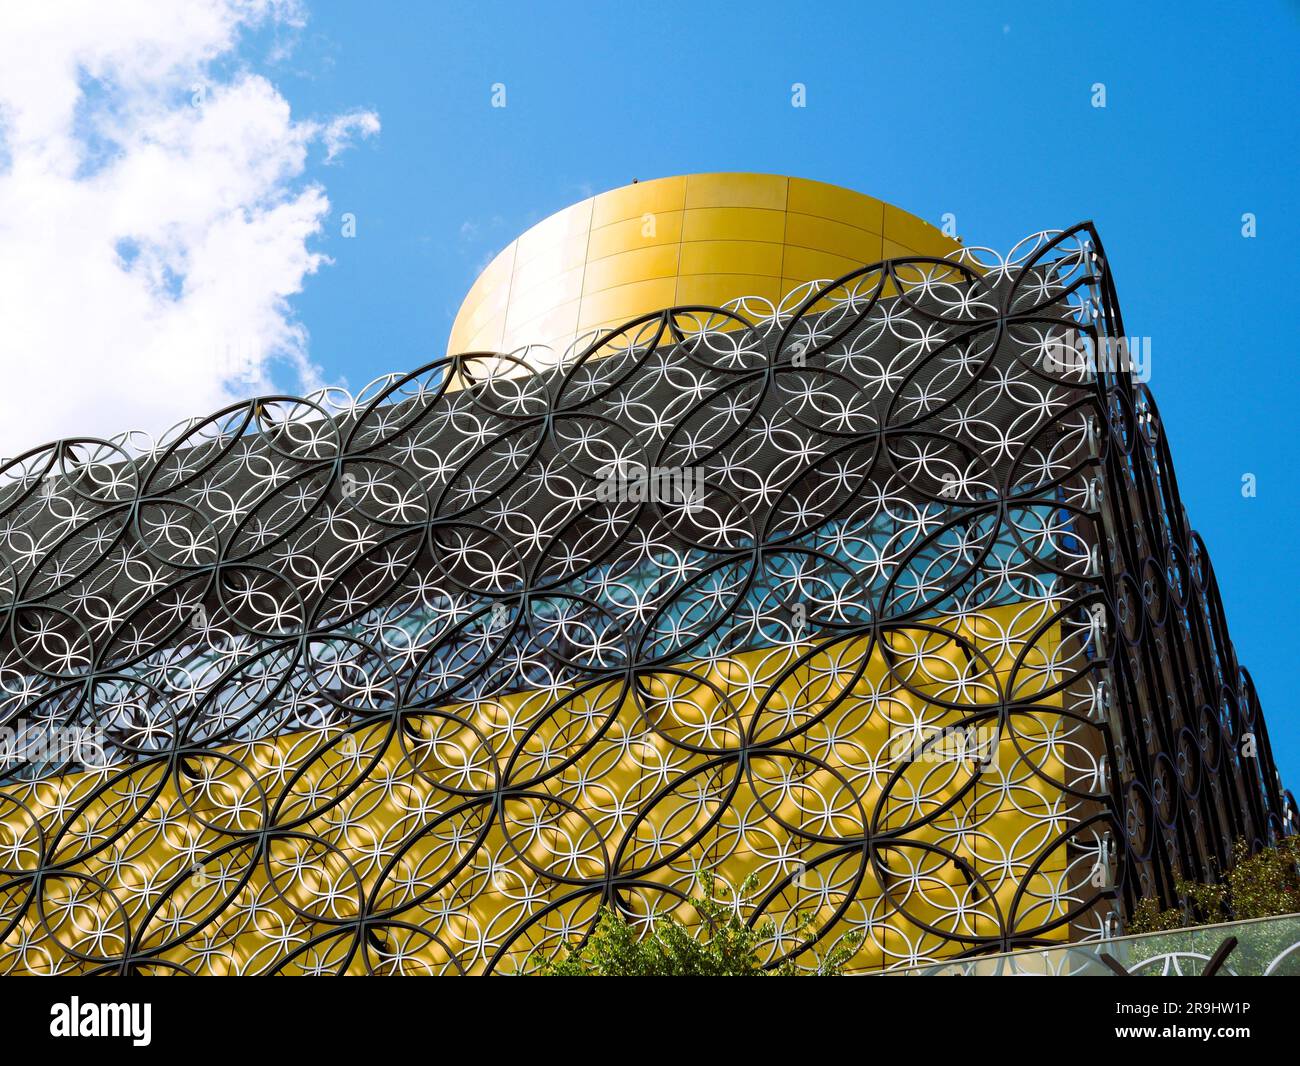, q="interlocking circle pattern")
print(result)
[0,224,1291,973]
